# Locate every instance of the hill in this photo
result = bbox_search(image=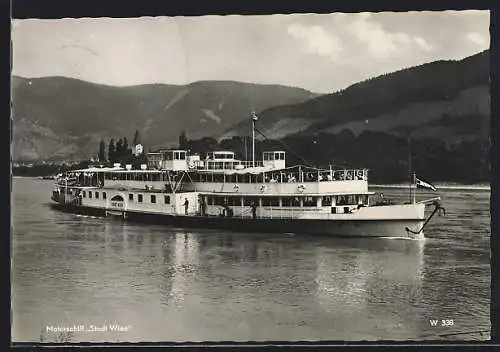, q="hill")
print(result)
[222,50,489,145]
[12,77,319,161]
